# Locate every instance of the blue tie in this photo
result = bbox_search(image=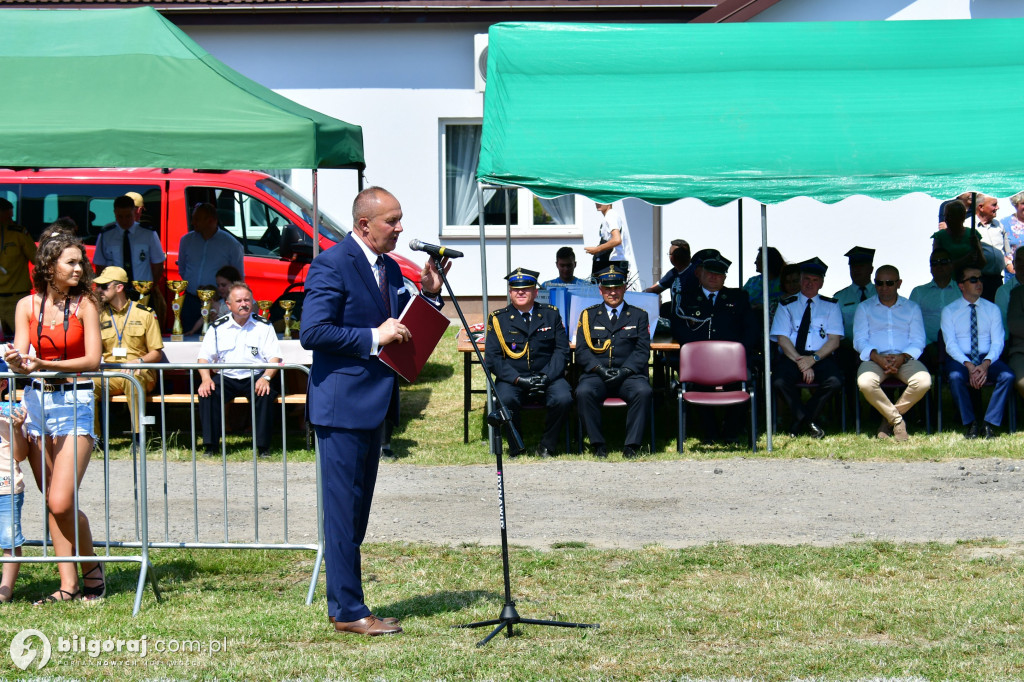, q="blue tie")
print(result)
[969,303,980,365]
